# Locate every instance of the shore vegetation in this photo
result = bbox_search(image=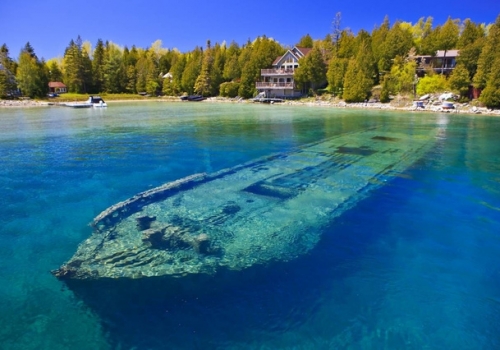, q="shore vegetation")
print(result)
[2,15,500,108]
